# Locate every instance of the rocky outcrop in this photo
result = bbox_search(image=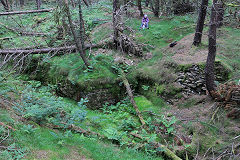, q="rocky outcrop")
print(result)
[177,64,206,95]
[176,62,231,95]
